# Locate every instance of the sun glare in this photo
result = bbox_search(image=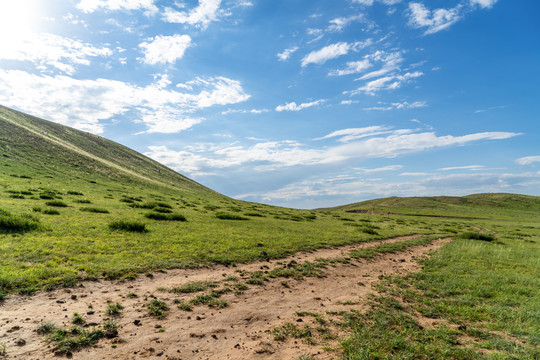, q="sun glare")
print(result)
[0,1,43,43]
